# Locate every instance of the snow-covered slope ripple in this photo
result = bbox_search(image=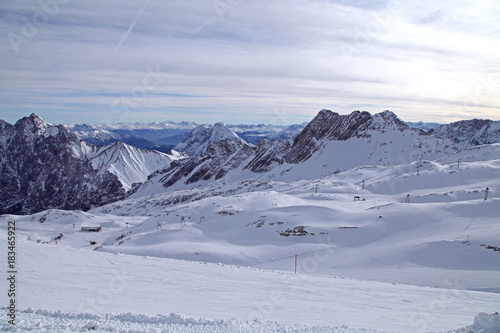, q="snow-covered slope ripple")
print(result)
[86,142,183,191]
